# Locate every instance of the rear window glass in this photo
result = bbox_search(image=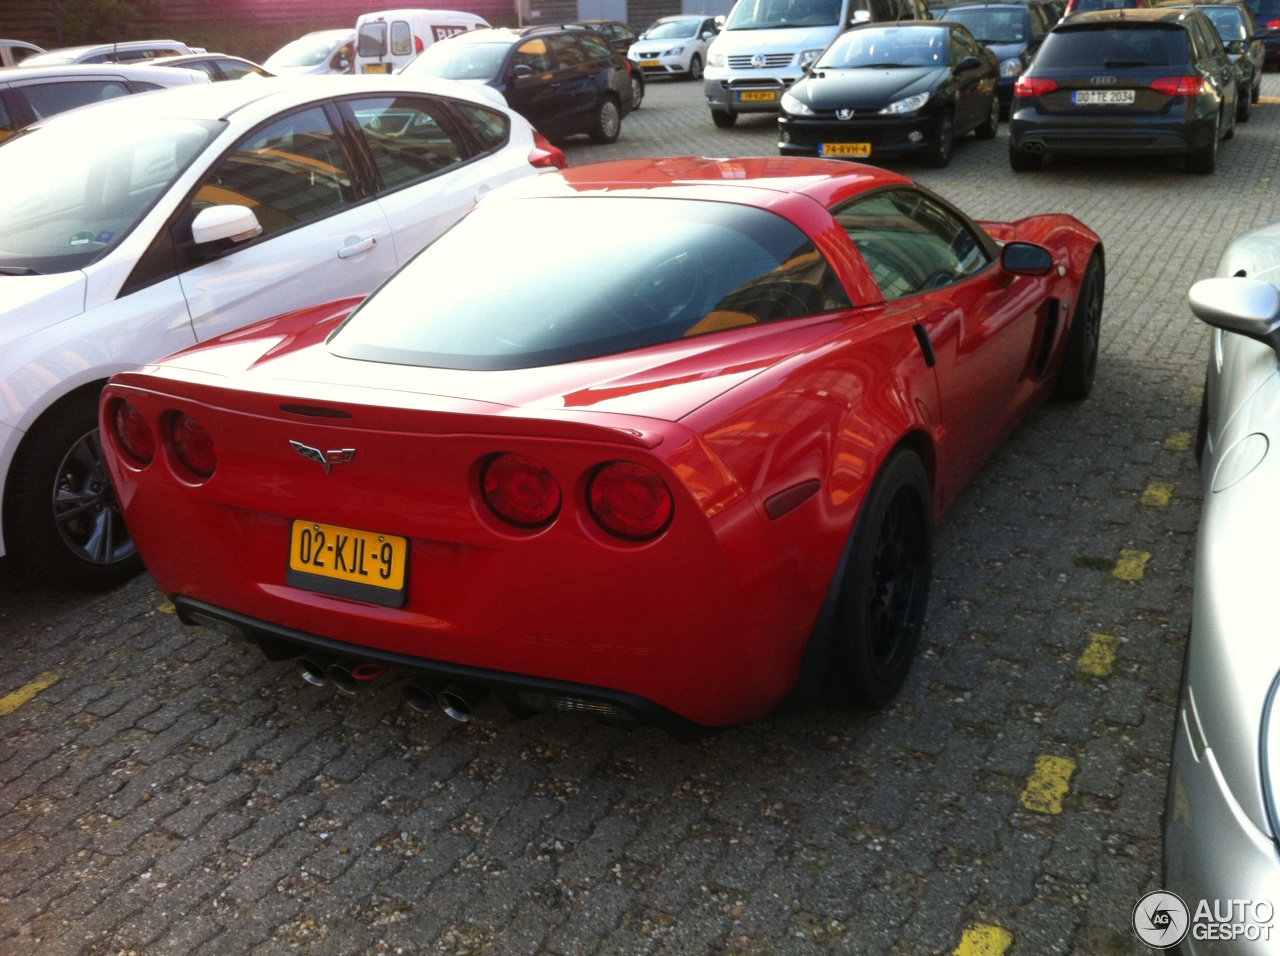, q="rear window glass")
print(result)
[405,39,510,79]
[1200,6,1249,39]
[1073,0,1141,10]
[943,8,1028,43]
[328,197,853,371]
[1036,25,1190,67]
